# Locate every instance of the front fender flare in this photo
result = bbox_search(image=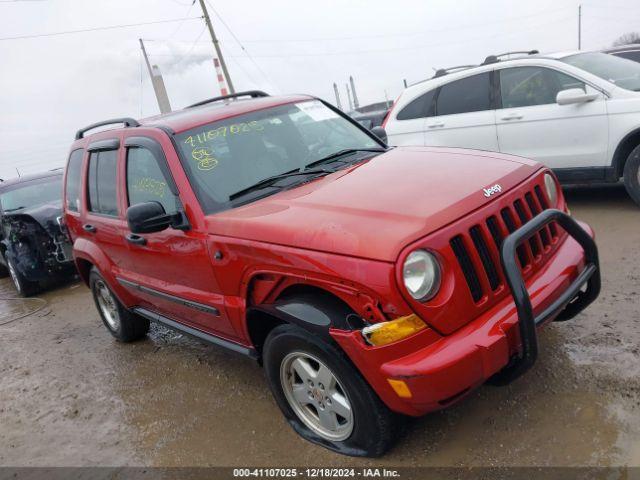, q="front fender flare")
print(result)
[249,289,364,341]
